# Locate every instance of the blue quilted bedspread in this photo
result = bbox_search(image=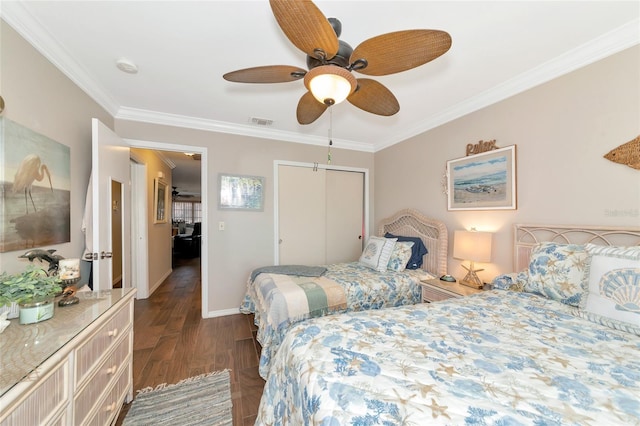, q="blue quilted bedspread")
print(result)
[256,290,640,425]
